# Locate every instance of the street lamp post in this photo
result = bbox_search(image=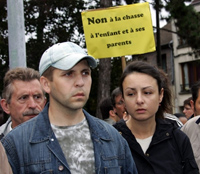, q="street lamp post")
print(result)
[156,0,162,67]
[7,0,26,69]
